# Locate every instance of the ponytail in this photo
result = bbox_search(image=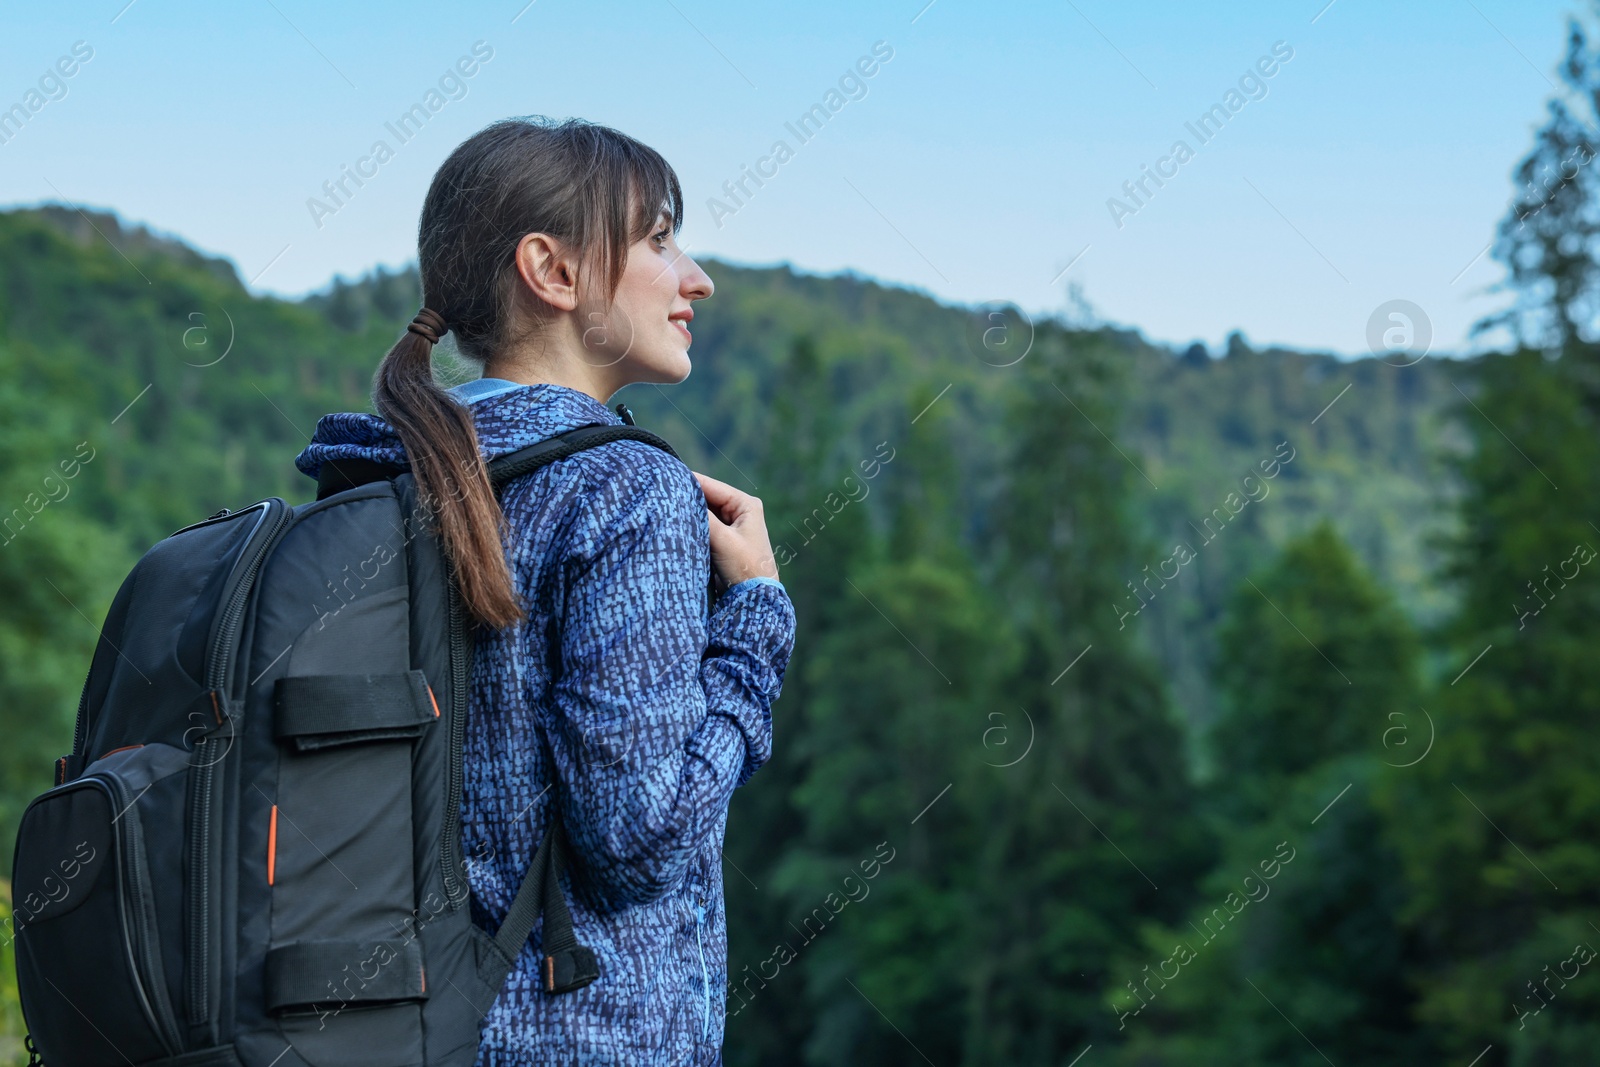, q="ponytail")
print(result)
[374,308,521,629]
